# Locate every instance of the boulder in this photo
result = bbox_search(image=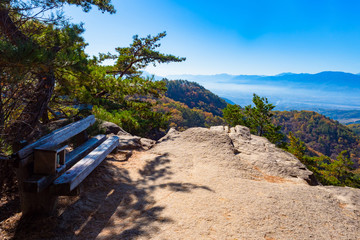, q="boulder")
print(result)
[229,125,251,141]
[117,135,142,150]
[100,121,131,136]
[116,136,156,150]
